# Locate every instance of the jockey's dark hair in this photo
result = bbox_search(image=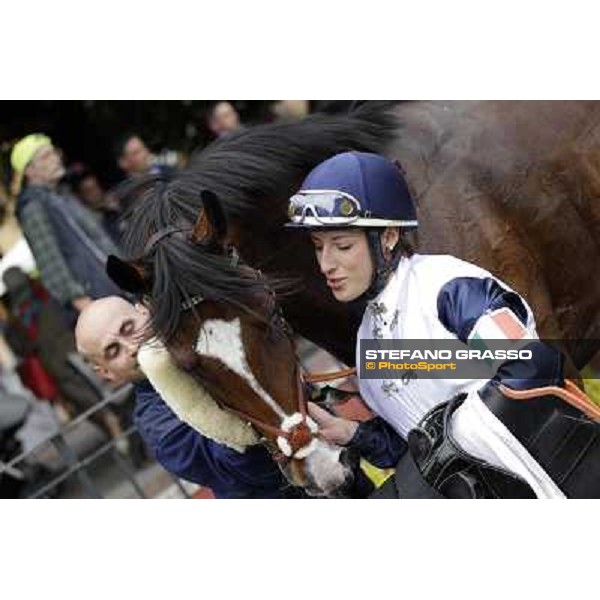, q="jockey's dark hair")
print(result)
[398,228,419,257]
[361,226,418,301]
